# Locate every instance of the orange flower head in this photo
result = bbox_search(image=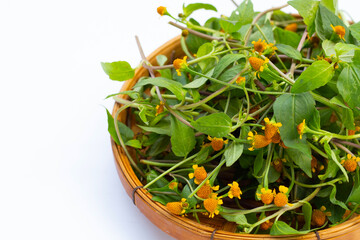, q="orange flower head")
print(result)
[249,56,269,71]
[157,6,167,16]
[273,158,283,173]
[155,101,165,116]
[166,198,188,215]
[297,119,306,139]
[247,131,272,151]
[341,154,359,172]
[263,117,282,140]
[204,193,223,218]
[173,56,188,76]
[256,188,275,205]
[252,39,267,54]
[228,181,242,199]
[331,24,346,40]
[236,76,246,86]
[207,136,228,151]
[285,23,298,32]
[188,164,207,184]
[260,220,273,230]
[169,181,178,190]
[311,209,326,227]
[197,180,219,199]
[274,185,290,207]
